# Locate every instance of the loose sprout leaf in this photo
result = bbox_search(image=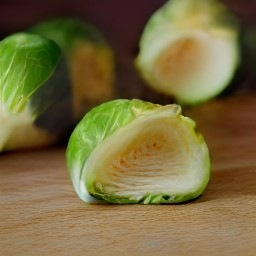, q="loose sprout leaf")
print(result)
[66,99,211,204]
[0,33,60,113]
[135,0,240,105]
